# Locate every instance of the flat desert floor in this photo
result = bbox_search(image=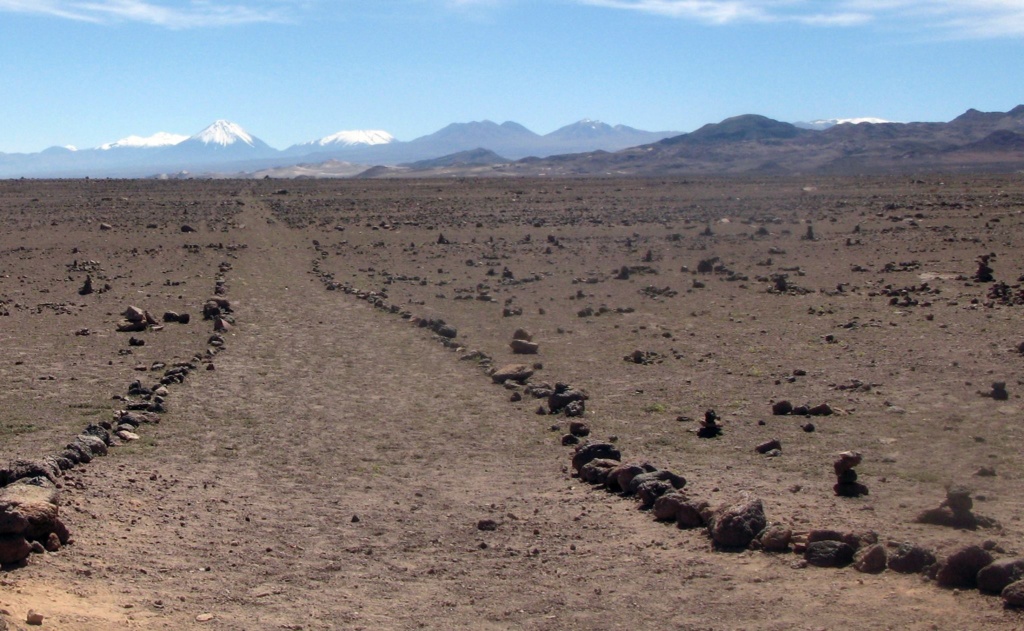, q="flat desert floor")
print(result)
[1,175,1023,630]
